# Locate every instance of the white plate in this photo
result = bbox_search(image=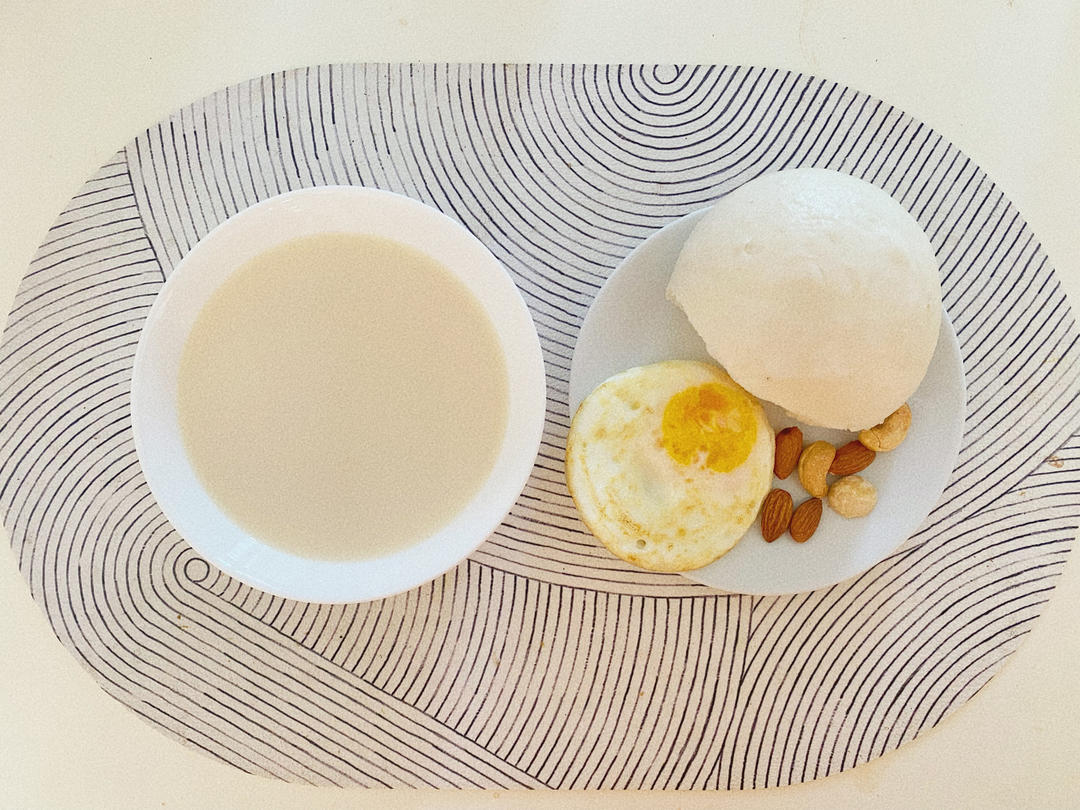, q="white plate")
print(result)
[569,210,966,595]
